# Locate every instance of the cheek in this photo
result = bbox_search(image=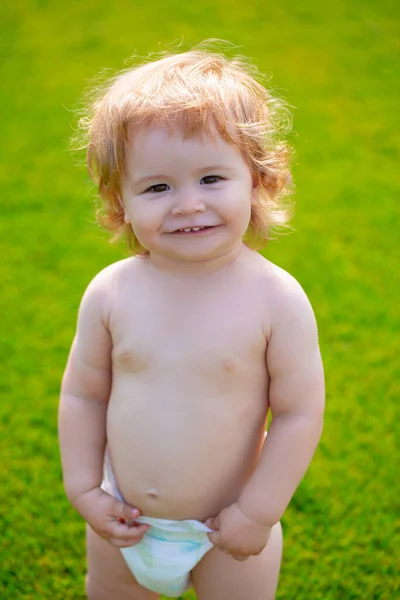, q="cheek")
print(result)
[127,204,163,236]
[220,201,251,239]
[229,189,252,222]
[127,217,153,250]
[235,193,253,235]
[241,203,252,233]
